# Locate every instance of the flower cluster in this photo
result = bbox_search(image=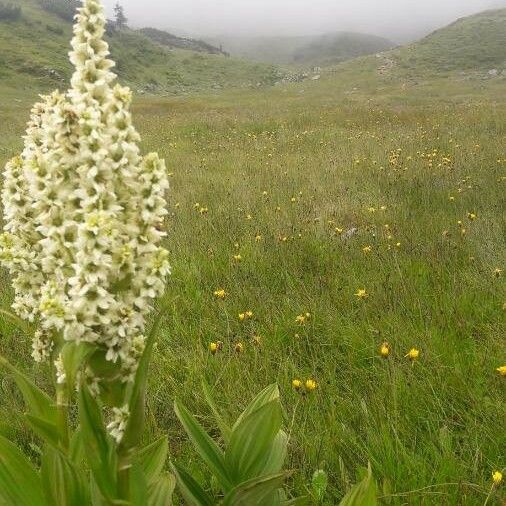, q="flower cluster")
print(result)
[0,0,170,383]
